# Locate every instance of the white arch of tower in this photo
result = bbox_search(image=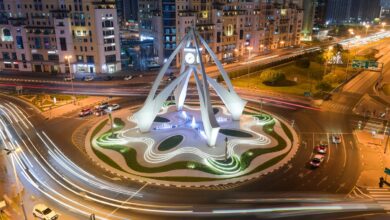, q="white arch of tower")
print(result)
[132,28,247,146]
